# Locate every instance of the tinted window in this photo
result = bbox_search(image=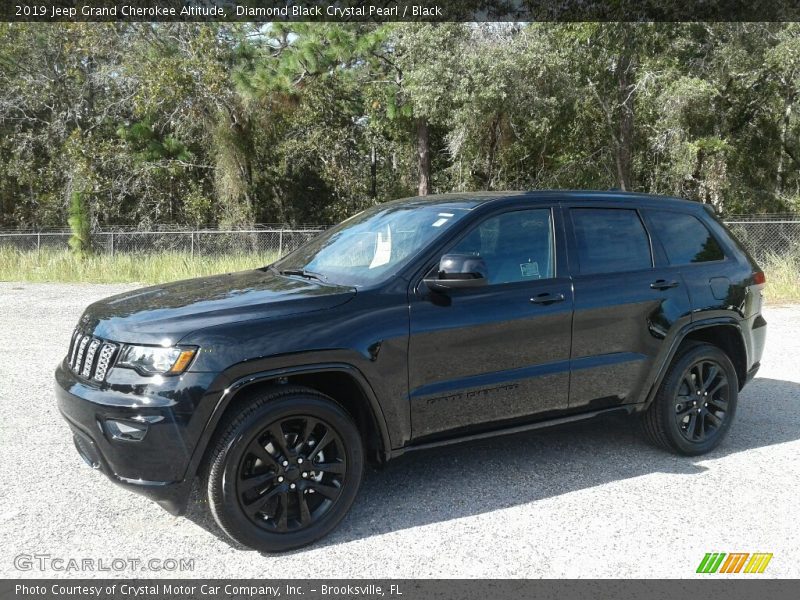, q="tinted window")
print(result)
[647,210,724,264]
[571,208,652,274]
[449,209,554,284]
